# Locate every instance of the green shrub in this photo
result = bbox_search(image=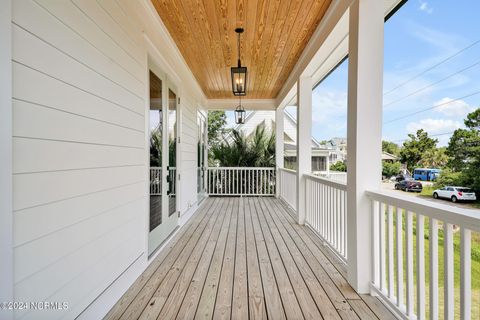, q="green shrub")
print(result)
[382,161,401,178]
[434,168,465,188]
[330,161,346,172]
